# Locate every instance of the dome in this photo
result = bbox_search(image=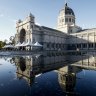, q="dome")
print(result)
[17,19,22,23]
[28,12,34,18]
[65,3,75,16]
